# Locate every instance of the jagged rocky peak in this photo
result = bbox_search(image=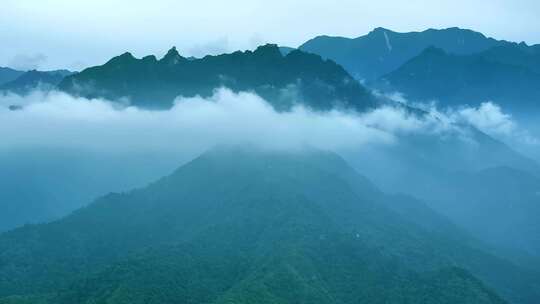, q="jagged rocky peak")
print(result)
[160,46,185,65]
[252,43,284,59]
